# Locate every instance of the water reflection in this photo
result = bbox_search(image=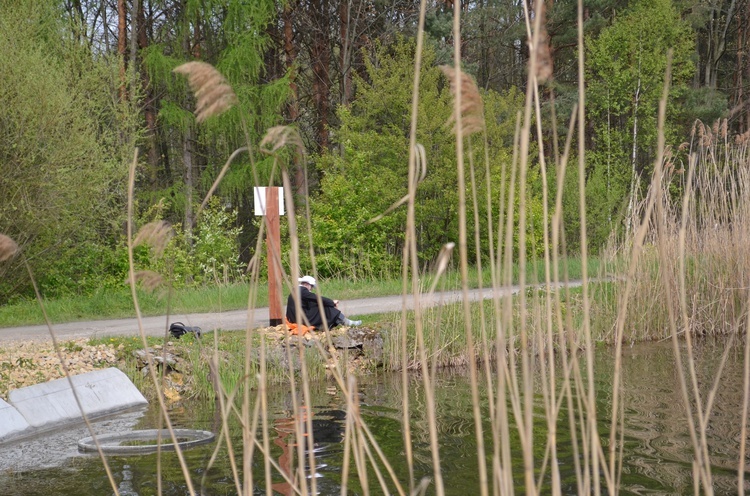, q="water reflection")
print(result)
[0,340,749,495]
[269,404,346,495]
[610,340,750,494]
